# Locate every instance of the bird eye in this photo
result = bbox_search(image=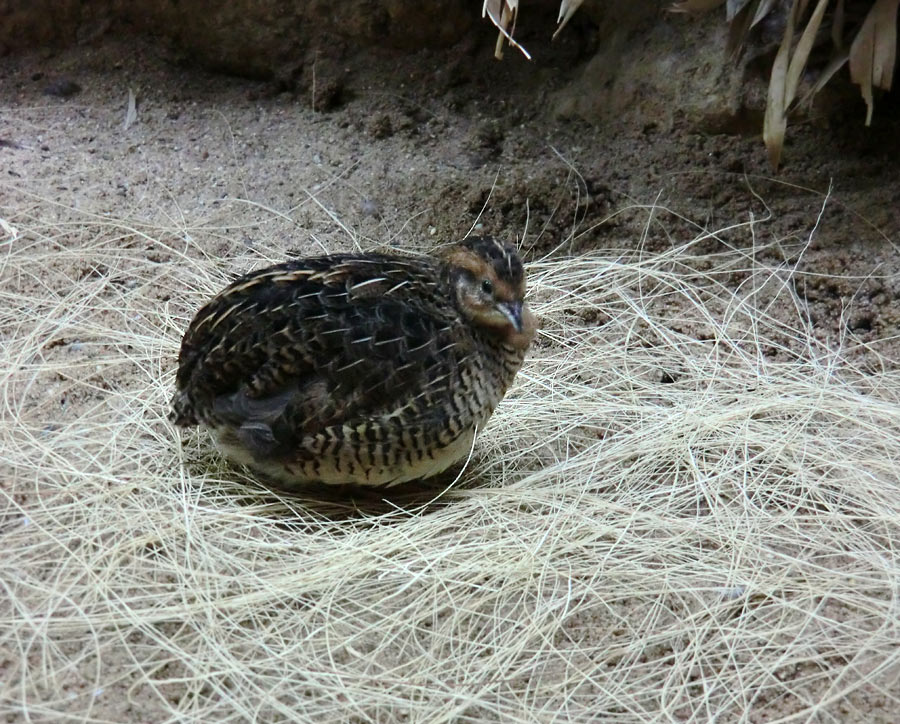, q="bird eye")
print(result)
[481,279,494,295]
